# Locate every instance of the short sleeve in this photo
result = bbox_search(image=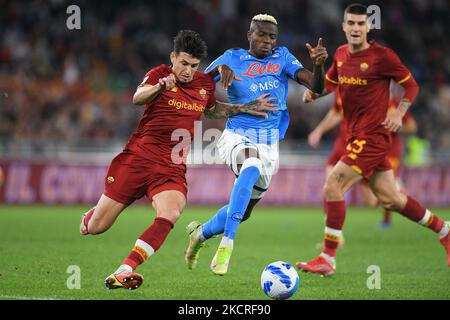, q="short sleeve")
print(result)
[138,65,165,87]
[381,48,412,84]
[283,48,304,80]
[204,51,232,81]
